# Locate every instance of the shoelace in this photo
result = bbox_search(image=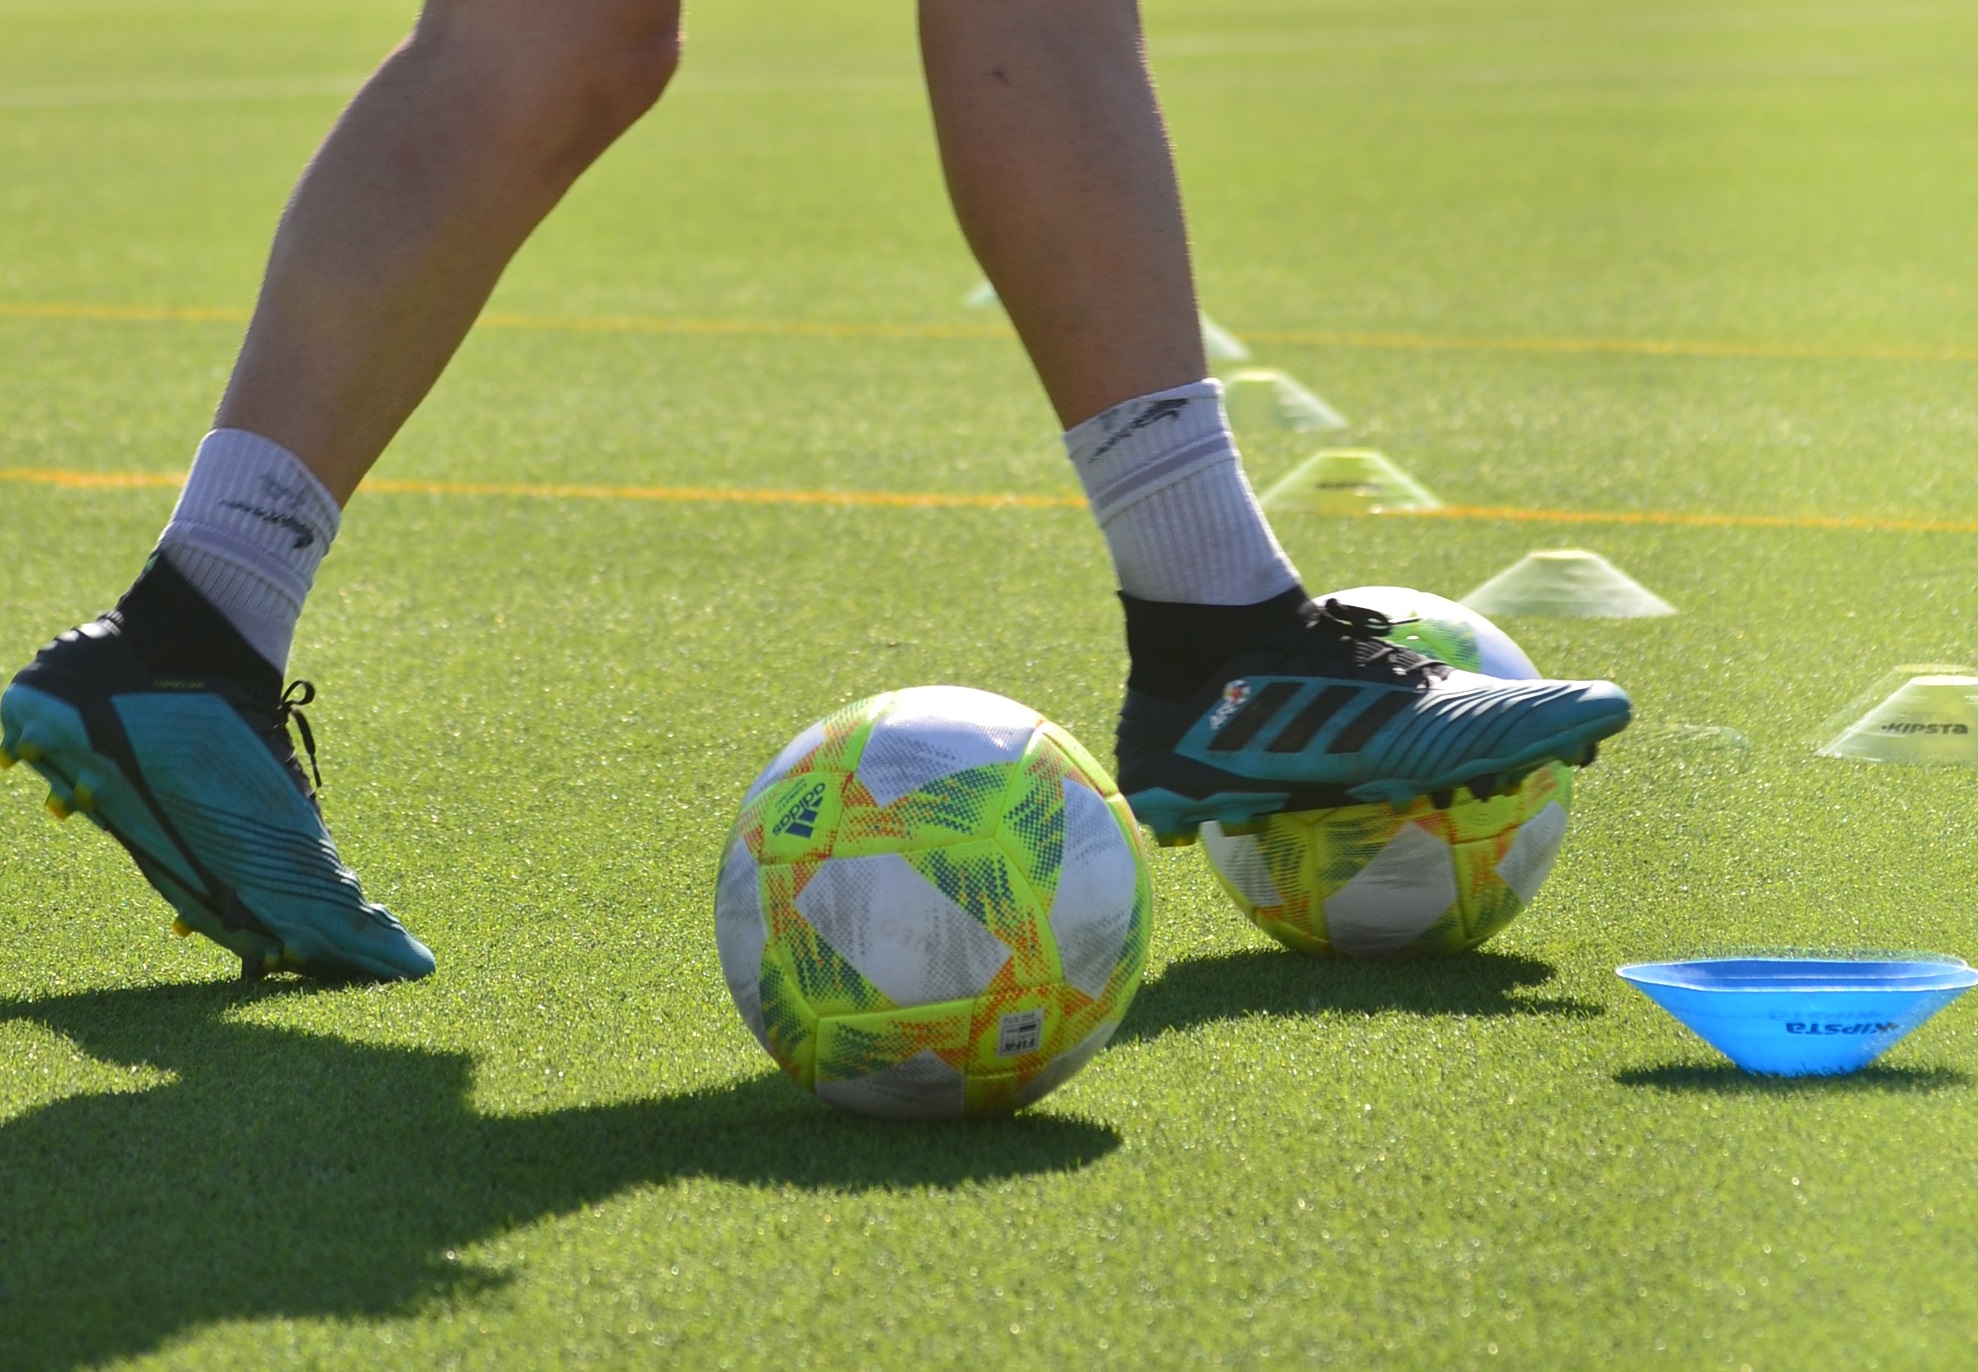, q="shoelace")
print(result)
[277,679,323,791]
[1297,598,1448,684]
